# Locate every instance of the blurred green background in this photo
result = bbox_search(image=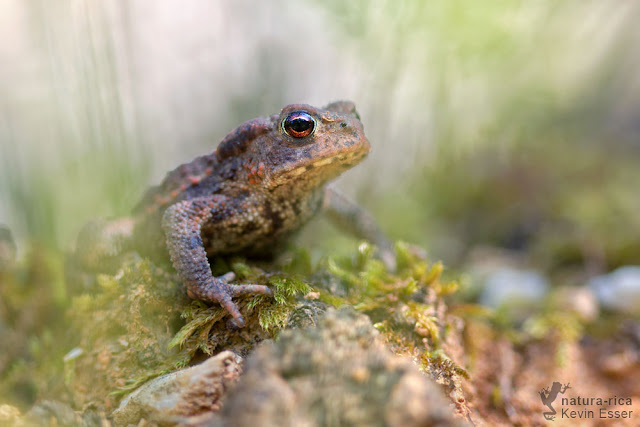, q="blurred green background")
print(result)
[2,0,640,278]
